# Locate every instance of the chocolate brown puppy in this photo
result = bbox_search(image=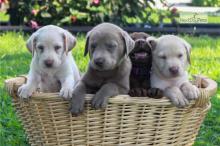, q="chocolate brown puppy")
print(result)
[129,32,163,98]
[70,23,135,115]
